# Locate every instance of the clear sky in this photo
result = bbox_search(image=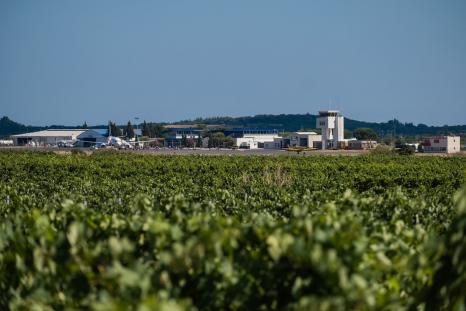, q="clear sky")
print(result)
[1,0,465,126]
